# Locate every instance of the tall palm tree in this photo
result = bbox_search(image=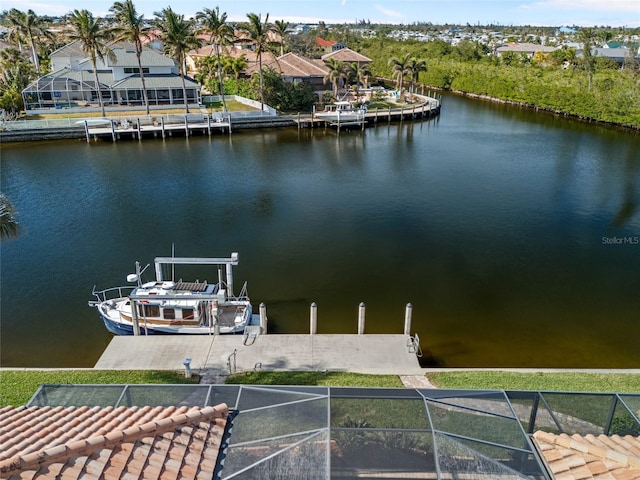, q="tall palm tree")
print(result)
[5,9,51,75]
[153,7,201,113]
[388,53,411,97]
[323,57,345,99]
[110,0,151,115]
[0,193,19,240]
[406,57,427,95]
[273,19,288,56]
[196,6,234,111]
[67,9,114,117]
[239,12,275,111]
